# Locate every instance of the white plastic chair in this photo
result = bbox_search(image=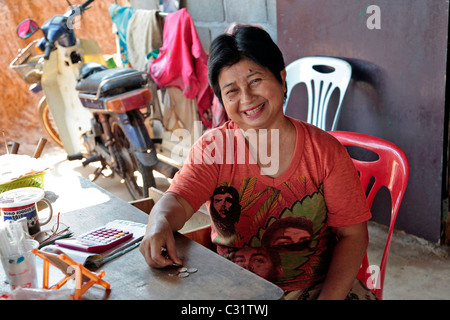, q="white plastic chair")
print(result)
[283,56,352,131]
